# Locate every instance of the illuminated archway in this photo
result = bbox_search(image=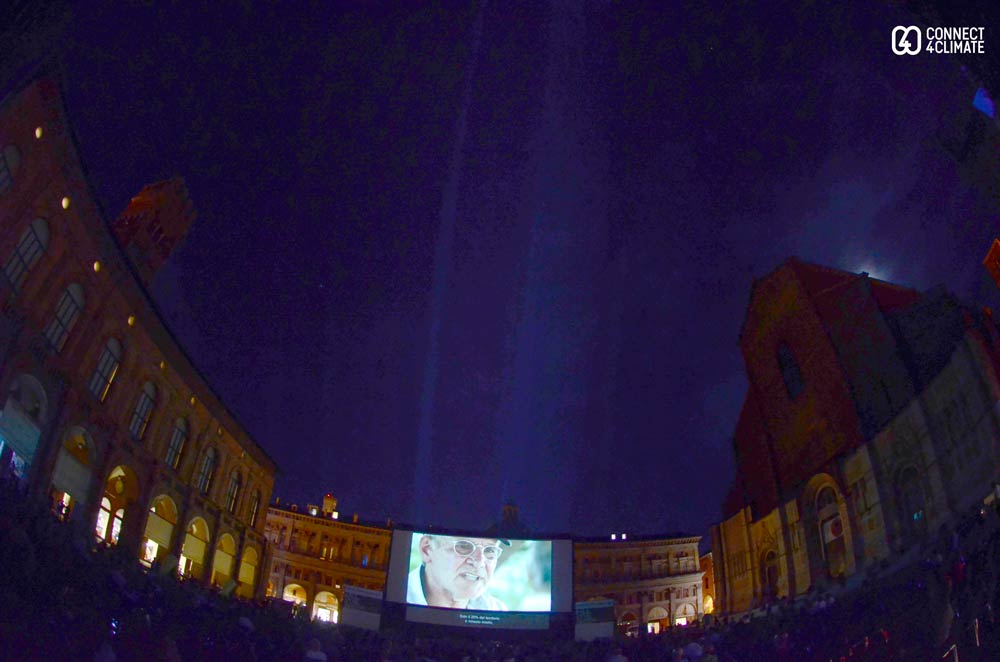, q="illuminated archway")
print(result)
[646,605,668,633]
[179,517,211,579]
[141,495,178,566]
[703,595,714,614]
[50,427,96,520]
[95,465,139,545]
[236,546,259,598]
[283,583,308,606]
[674,602,696,626]
[211,533,238,587]
[312,591,339,623]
